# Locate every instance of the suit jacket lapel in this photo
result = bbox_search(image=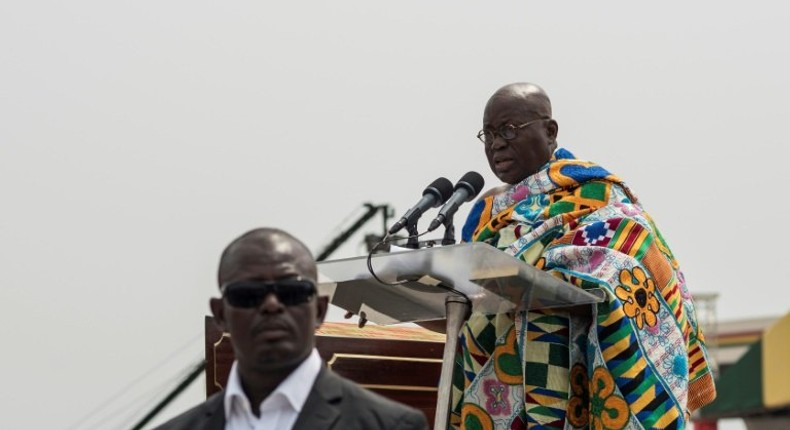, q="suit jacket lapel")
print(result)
[292,367,342,430]
[201,392,226,430]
